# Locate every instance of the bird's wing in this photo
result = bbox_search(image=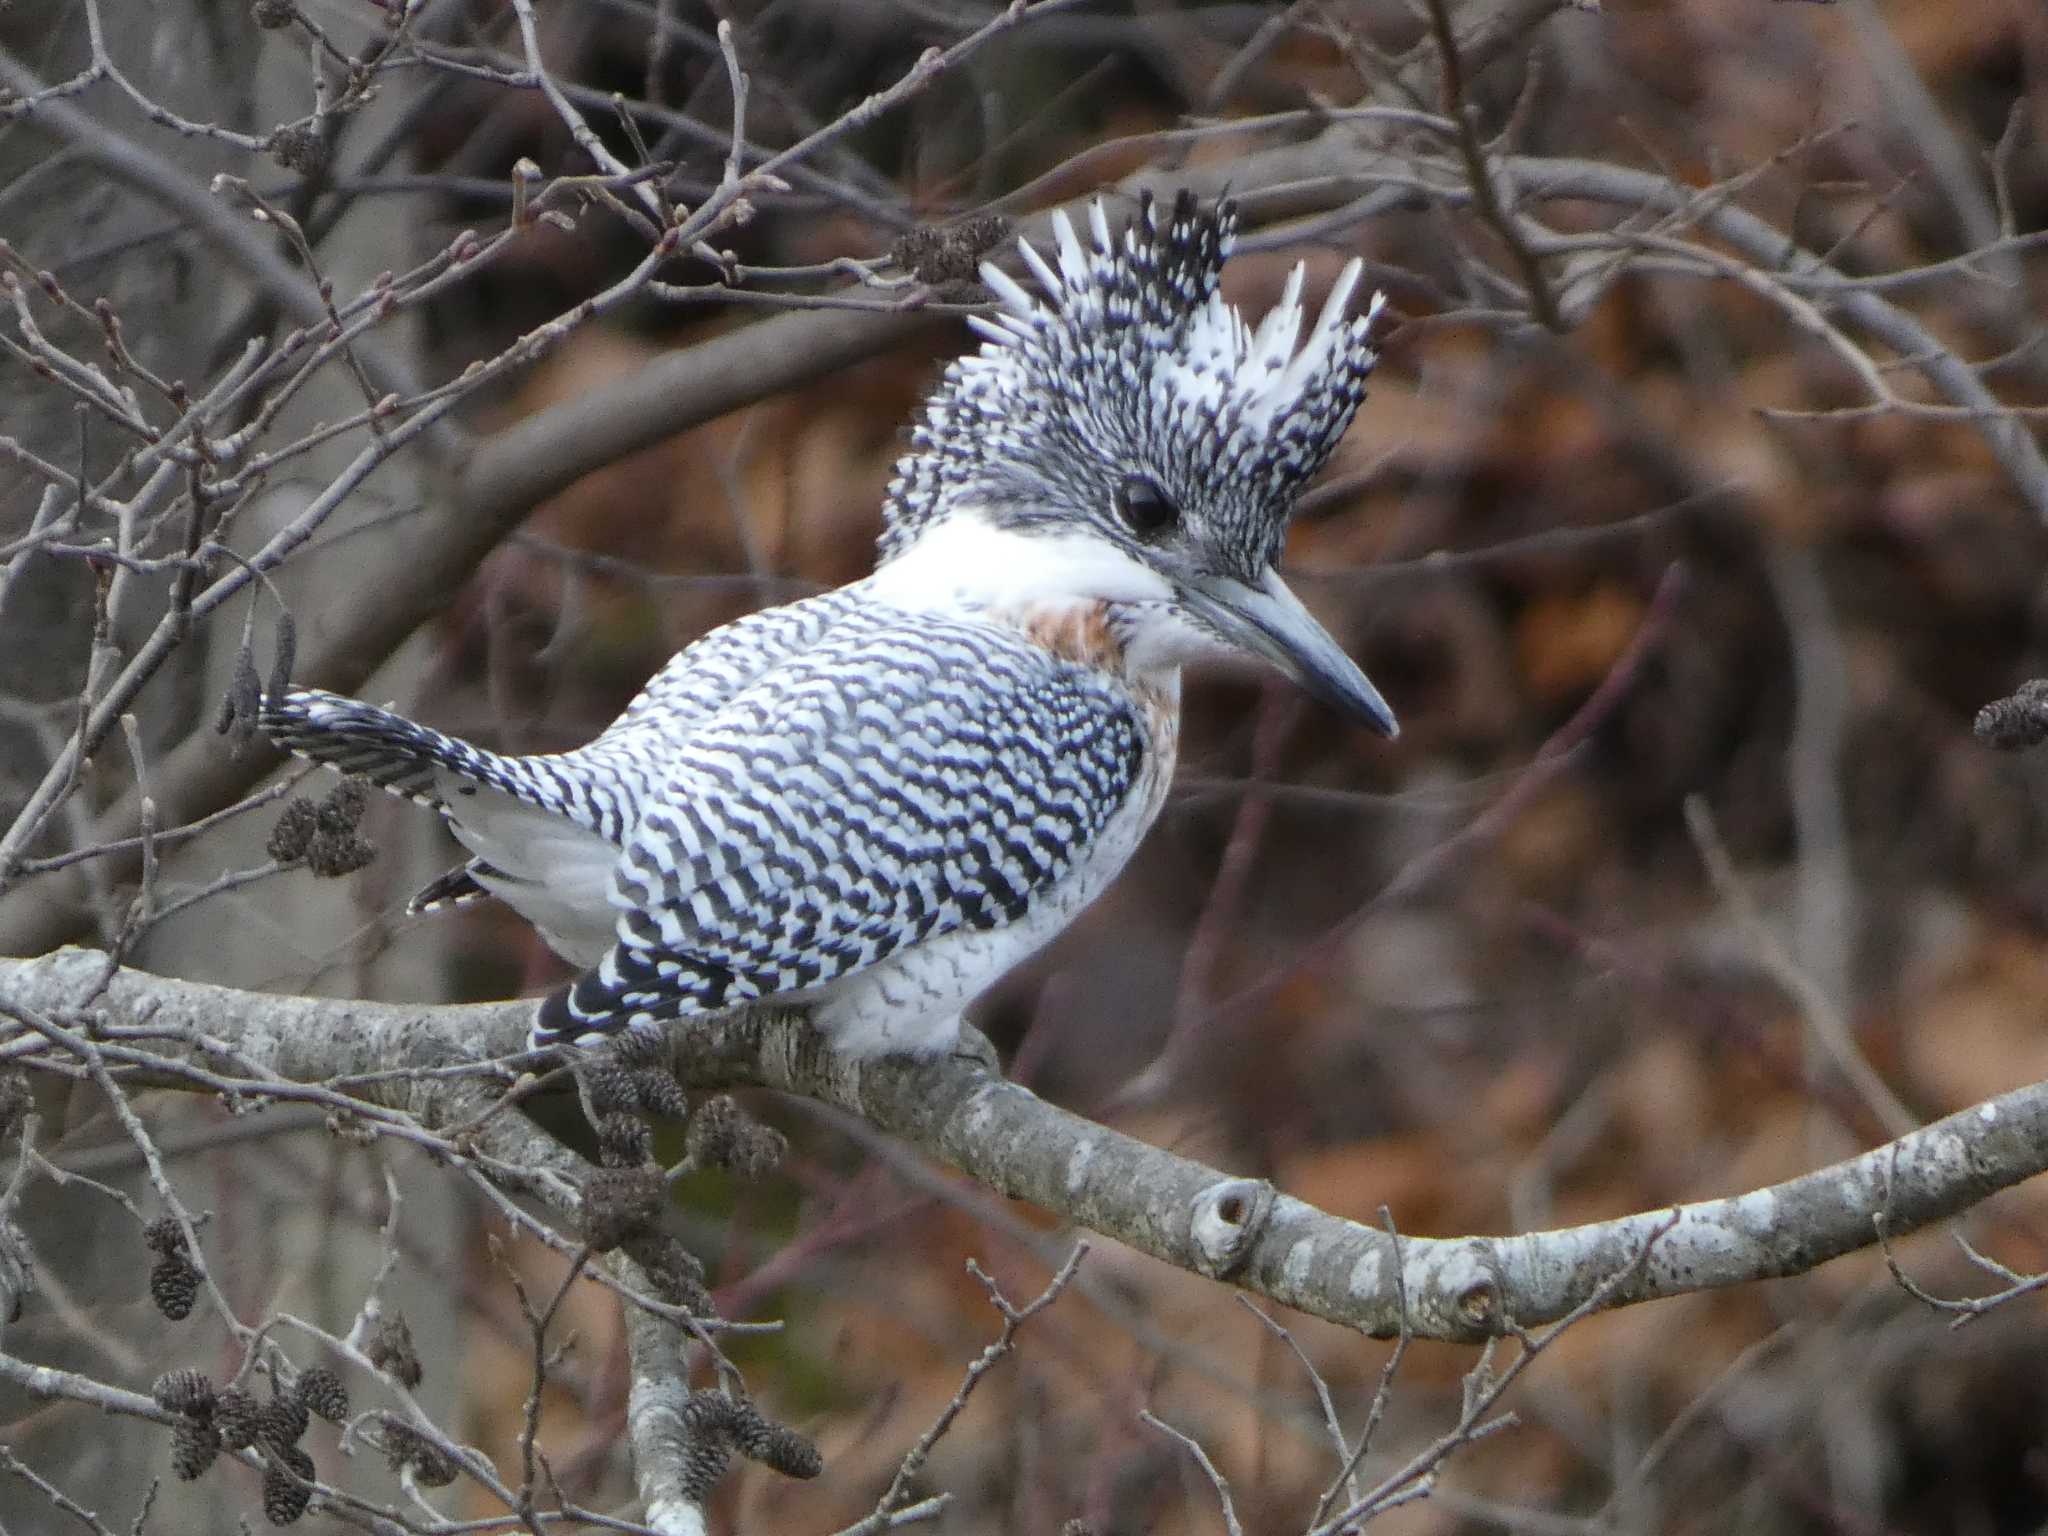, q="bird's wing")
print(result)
[262,588,871,842]
[524,587,876,843]
[532,611,1146,1045]
[265,589,879,966]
